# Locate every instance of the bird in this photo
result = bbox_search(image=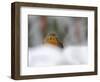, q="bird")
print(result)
[44,32,64,48]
